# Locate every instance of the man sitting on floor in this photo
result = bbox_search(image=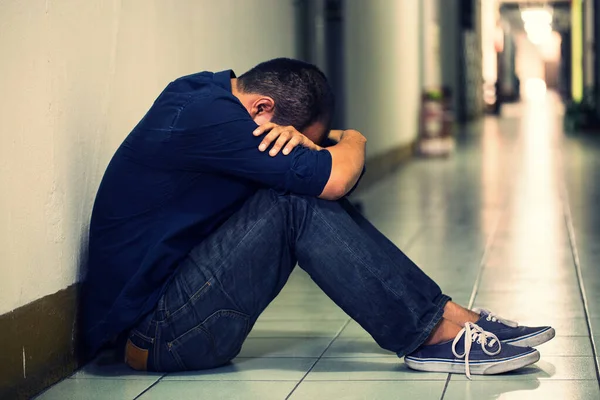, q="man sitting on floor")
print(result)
[82,58,555,378]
